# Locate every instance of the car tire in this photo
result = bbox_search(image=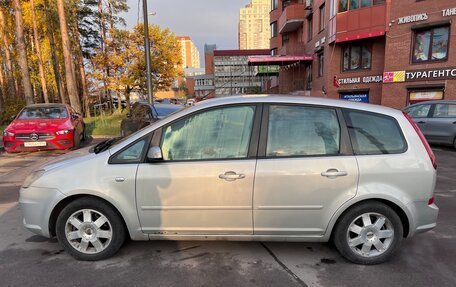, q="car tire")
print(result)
[333,201,403,265]
[81,125,87,142]
[56,197,126,261]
